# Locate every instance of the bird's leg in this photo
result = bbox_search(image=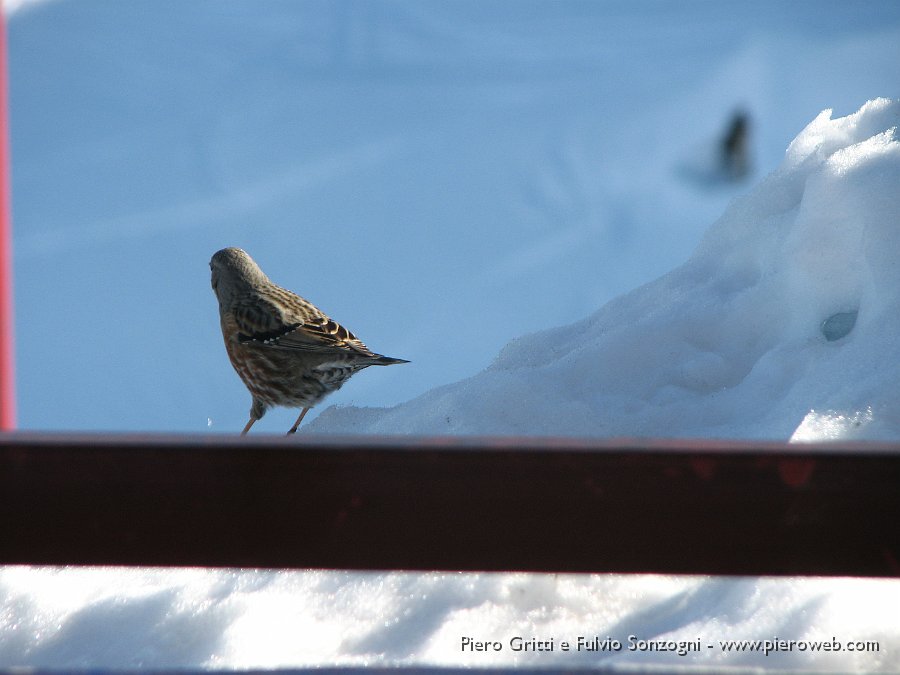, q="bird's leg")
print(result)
[287,407,310,435]
[241,417,257,435]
